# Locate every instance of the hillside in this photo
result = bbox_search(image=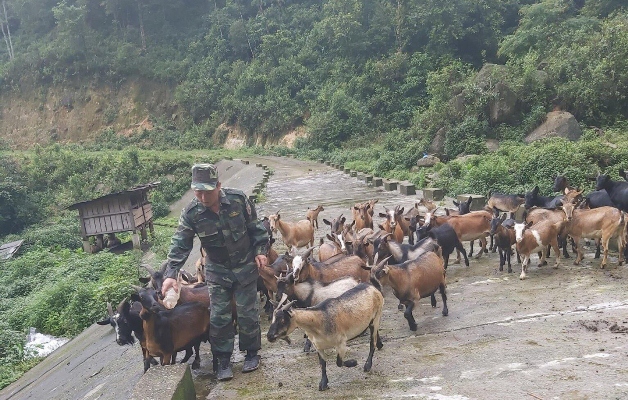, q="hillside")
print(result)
[0,1,626,153]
